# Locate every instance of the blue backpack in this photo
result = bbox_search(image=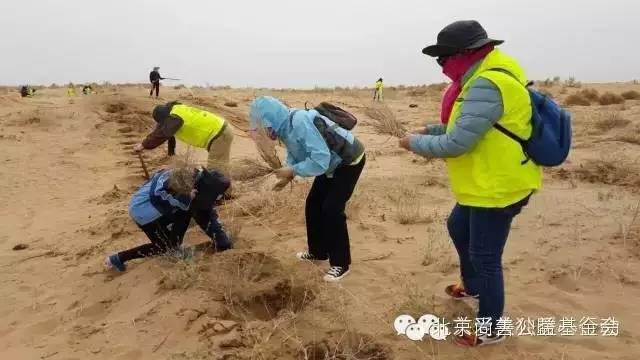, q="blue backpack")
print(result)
[490,69,572,167]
